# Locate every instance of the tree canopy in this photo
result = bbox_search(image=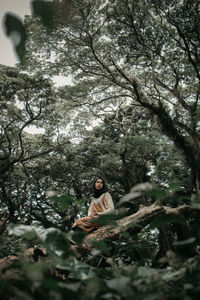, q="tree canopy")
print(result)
[1,0,200,299]
[22,0,200,191]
